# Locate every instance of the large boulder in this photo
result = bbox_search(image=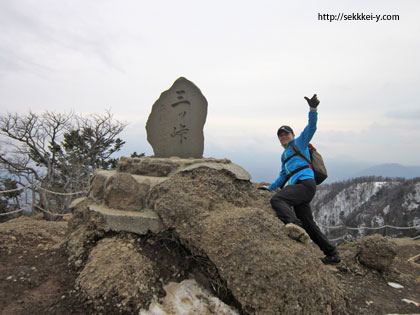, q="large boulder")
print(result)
[357,234,397,272]
[103,172,146,211]
[149,167,347,314]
